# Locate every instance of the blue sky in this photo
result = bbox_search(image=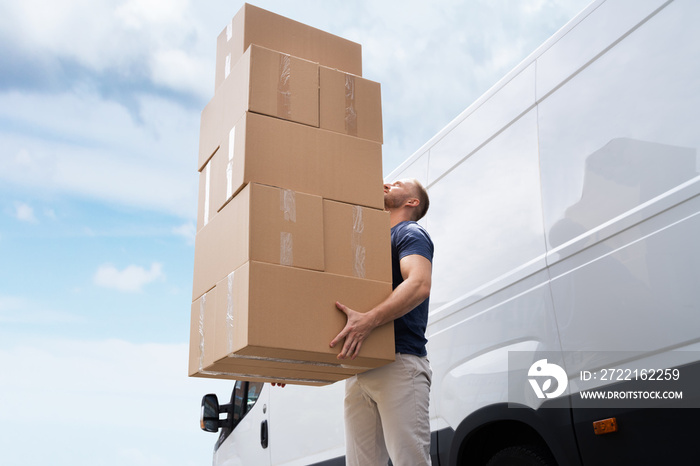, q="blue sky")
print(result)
[0,0,590,464]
